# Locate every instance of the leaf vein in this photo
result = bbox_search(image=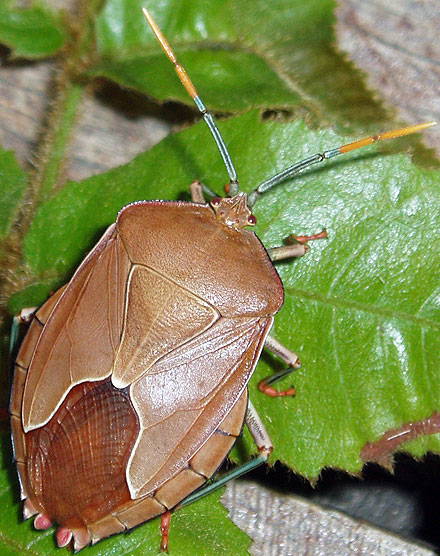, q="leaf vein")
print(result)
[284,287,439,330]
